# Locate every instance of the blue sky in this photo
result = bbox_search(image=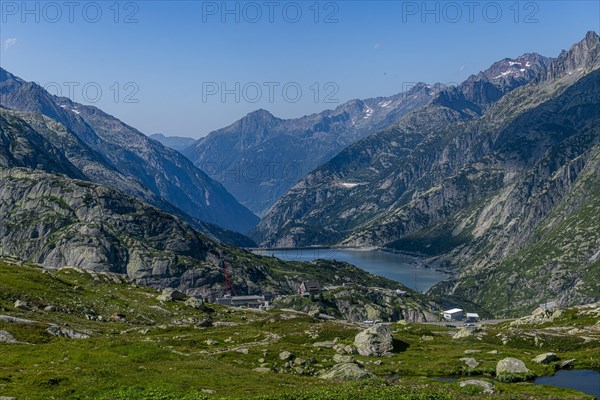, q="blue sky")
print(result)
[1,1,599,138]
